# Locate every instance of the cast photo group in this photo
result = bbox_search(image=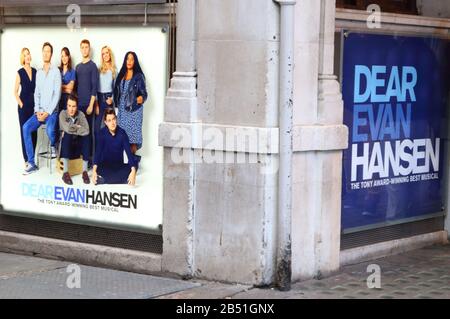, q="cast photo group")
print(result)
[14,40,148,186]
